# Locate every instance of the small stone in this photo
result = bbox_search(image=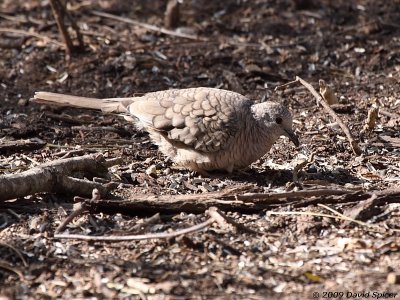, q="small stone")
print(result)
[387,272,400,284]
[145,165,157,177]
[18,98,28,106]
[307,164,318,173]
